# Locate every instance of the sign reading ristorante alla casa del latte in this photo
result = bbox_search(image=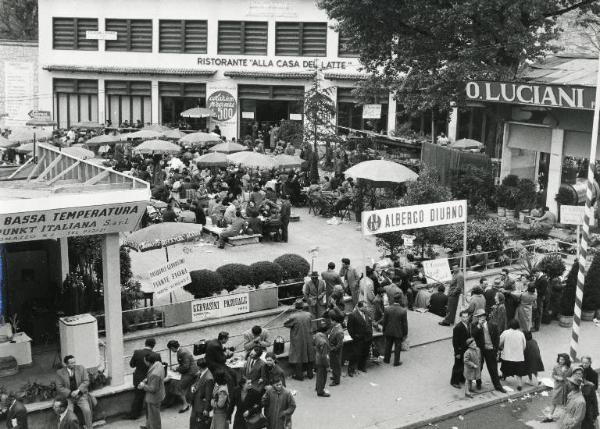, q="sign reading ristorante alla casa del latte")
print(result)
[466,81,596,110]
